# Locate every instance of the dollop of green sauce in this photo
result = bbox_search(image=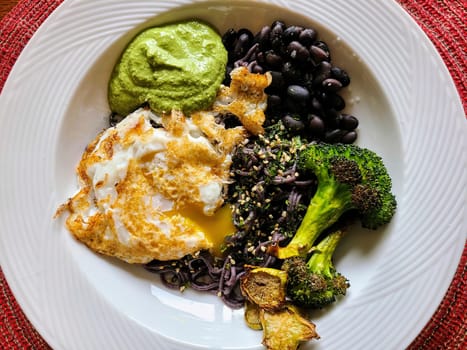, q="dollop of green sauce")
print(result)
[108,20,228,116]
